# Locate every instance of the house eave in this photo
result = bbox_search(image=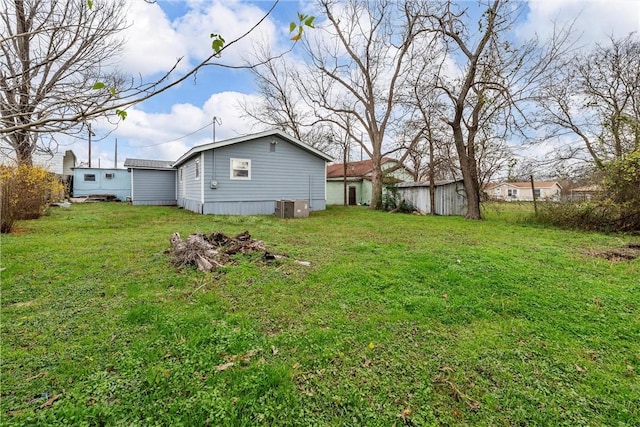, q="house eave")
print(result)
[173,129,333,167]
